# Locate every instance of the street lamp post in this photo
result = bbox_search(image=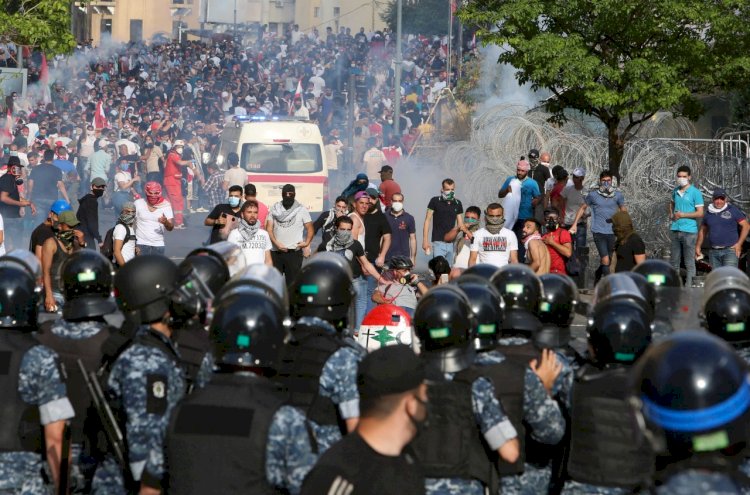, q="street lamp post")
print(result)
[393,0,402,137]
